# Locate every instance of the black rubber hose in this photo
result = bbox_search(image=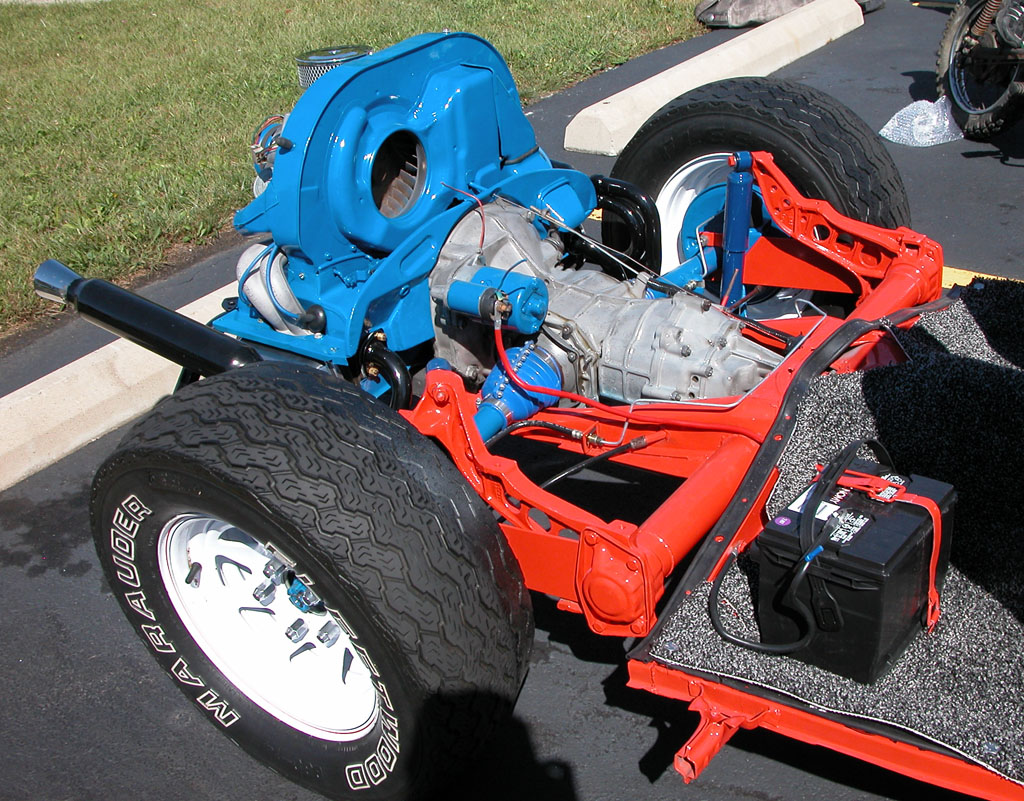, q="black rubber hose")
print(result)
[362,339,413,410]
[707,439,874,655]
[539,436,647,490]
[485,420,584,448]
